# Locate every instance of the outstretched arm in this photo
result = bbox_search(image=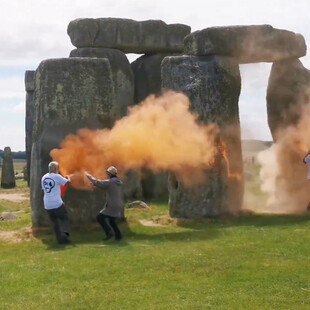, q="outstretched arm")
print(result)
[85,172,109,189]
